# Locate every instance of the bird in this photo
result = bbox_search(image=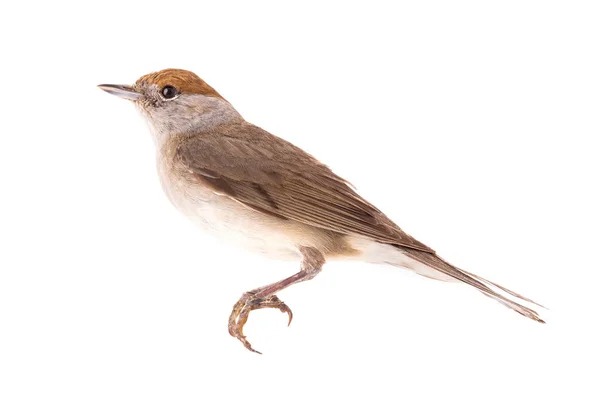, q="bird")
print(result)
[98,68,545,353]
